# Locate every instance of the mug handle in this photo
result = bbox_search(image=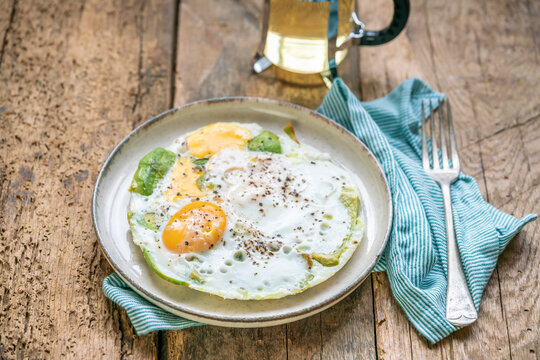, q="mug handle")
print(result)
[358,0,410,46]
